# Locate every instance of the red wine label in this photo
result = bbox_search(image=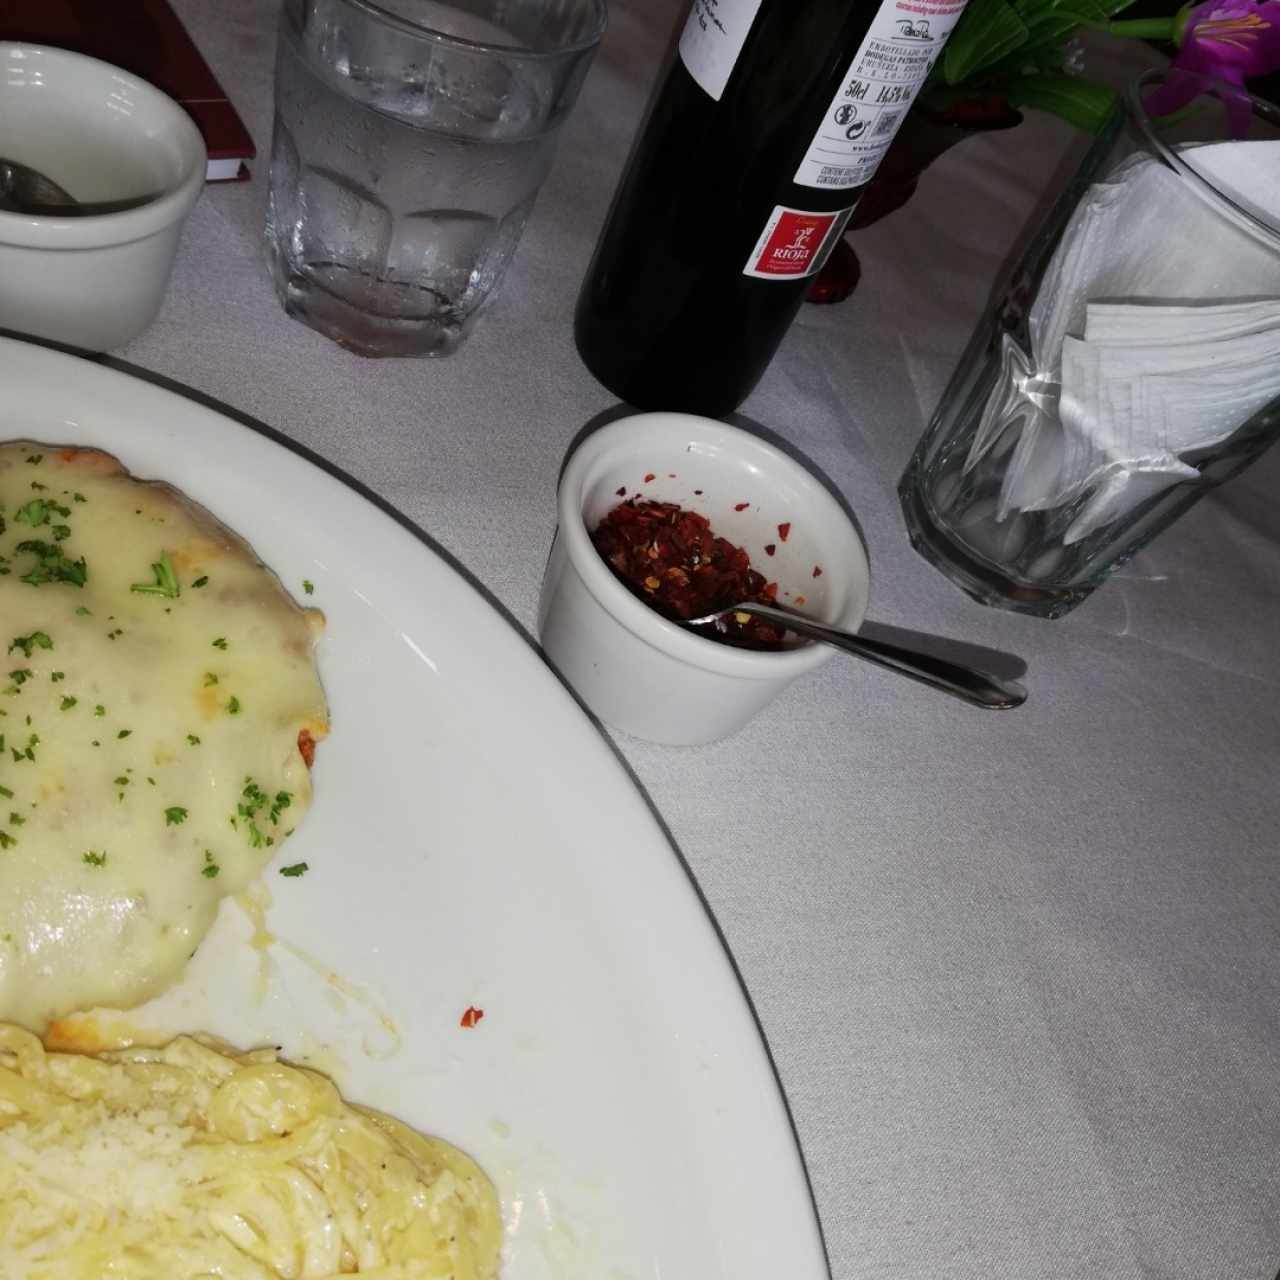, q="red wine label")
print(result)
[794,0,971,190]
[679,0,764,102]
[743,206,854,280]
